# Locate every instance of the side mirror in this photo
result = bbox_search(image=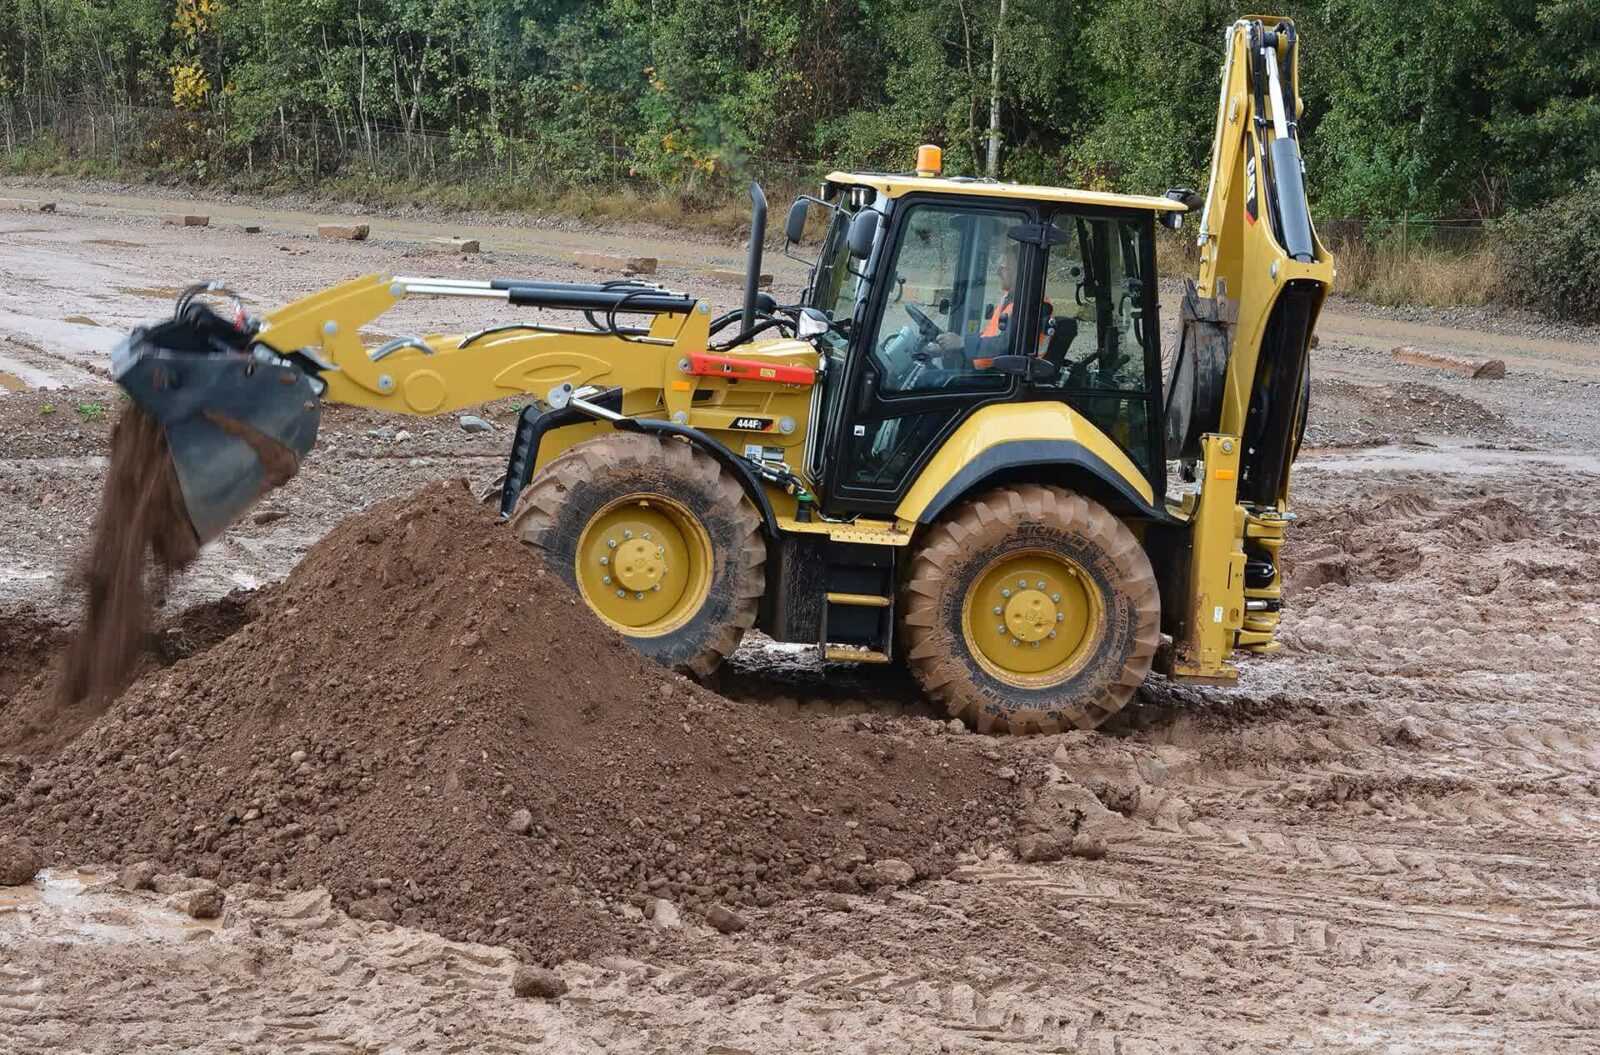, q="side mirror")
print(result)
[1162,187,1202,230]
[847,210,880,260]
[785,199,809,244]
